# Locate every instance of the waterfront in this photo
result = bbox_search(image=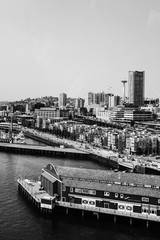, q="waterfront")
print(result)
[0,139,160,240]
